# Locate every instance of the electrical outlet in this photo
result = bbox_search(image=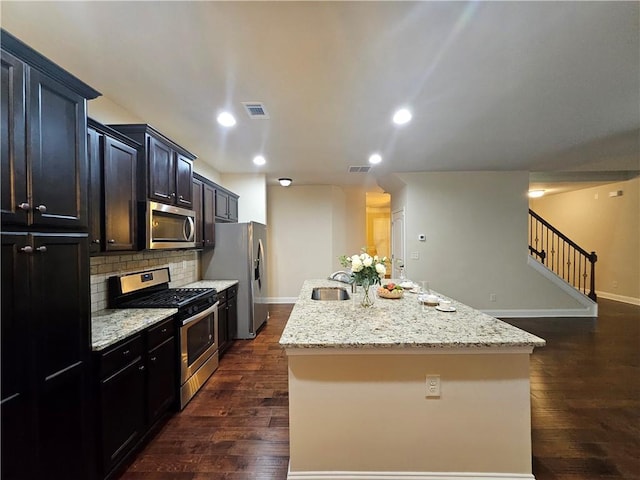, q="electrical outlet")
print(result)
[489,293,497,302]
[426,375,440,398]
